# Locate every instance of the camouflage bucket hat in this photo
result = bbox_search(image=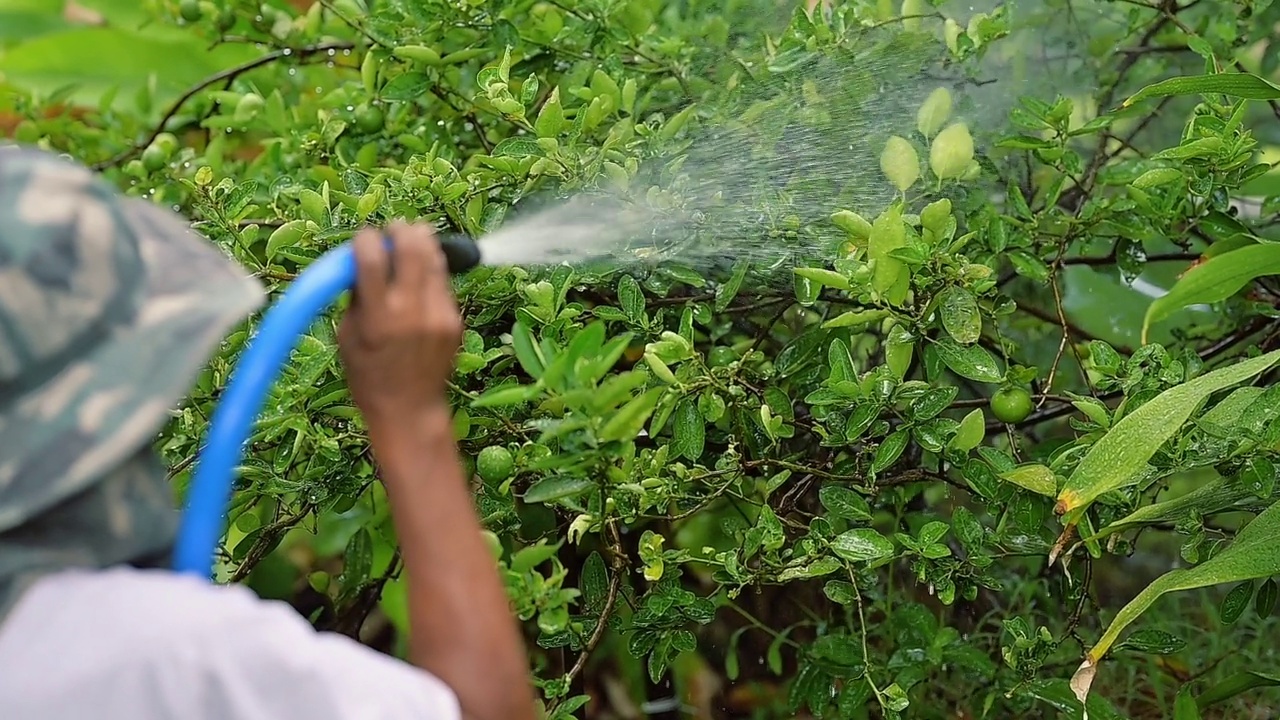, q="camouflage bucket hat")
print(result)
[0,145,264,533]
